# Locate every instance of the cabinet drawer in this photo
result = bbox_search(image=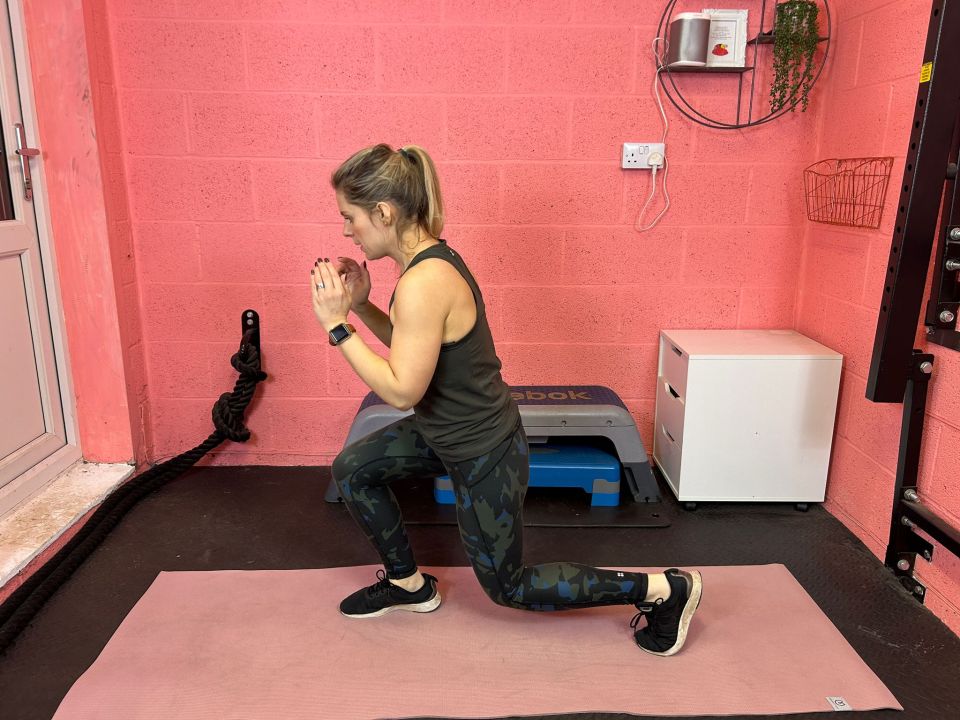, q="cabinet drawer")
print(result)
[655,376,686,445]
[654,421,683,488]
[659,336,689,397]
